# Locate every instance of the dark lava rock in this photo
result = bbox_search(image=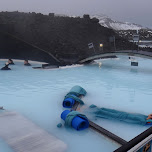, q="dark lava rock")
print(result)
[0,11,137,65]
